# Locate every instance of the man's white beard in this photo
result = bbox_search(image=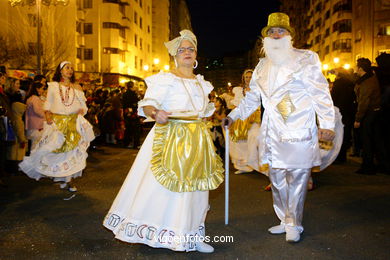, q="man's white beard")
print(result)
[263,35,294,65]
